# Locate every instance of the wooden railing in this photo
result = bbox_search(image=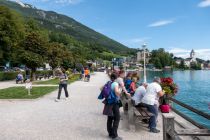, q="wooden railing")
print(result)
[163,97,210,140]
